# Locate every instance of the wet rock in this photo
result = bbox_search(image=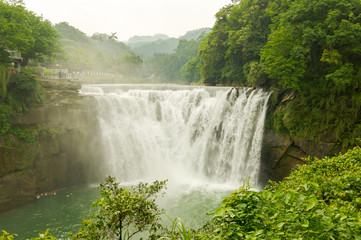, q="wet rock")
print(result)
[271,154,305,181]
[0,169,36,213]
[294,138,336,159]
